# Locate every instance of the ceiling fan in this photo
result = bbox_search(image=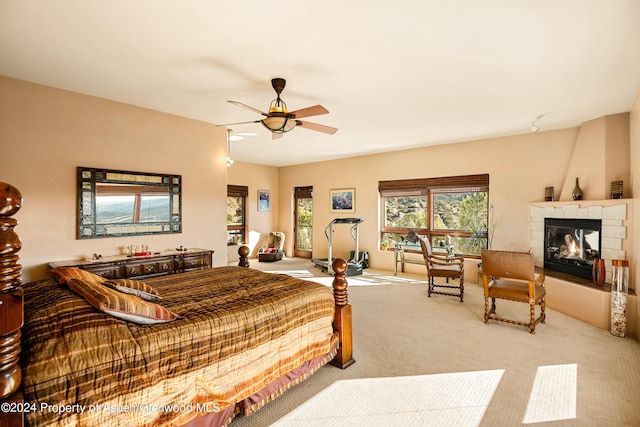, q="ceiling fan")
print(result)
[219,78,338,139]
